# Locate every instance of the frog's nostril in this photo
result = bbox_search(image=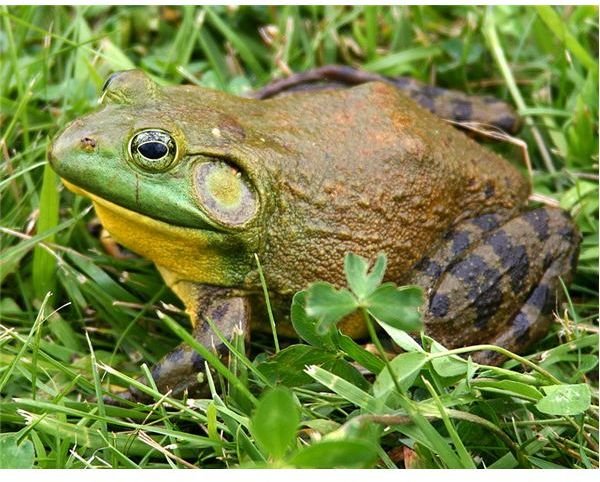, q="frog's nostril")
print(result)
[80,137,97,150]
